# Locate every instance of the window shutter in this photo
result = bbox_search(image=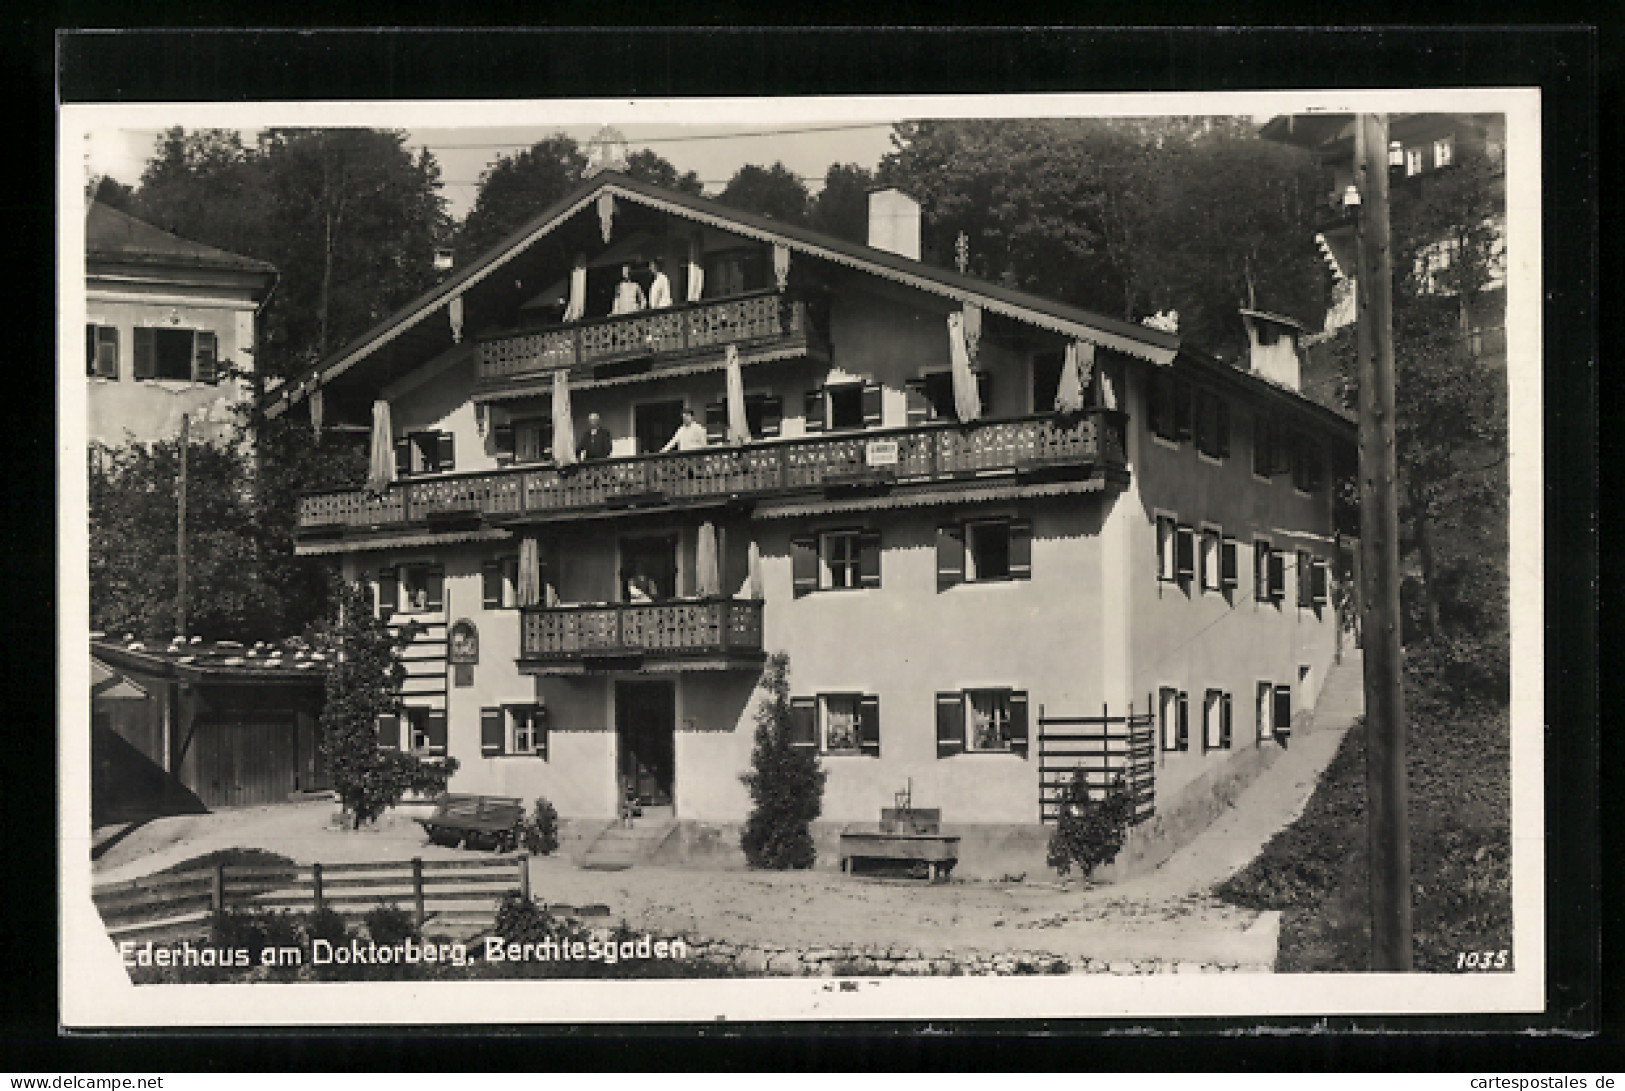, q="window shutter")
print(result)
[1008,520,1032,580]
[95,326,119,378]
[1193,392,1211,454]
[1216,398,1231,458]
[1297,551,1311,607]
[425,710,448,756]
[857,695,881,756]
[935,692,965,758]
[1221,538,1239,588]
[861,382,883,428]
[193,330,219,383]
[86,326,97,377]
[1160,688,1178,751]
[1273,685,1292,735]
[1274,429,1295,477]
[1176,691,1190,751]
[1268,550,1286,601]
[791,537,818,598]
[436,433,456,472]
[480,709,504,757]
[758,395,783,437]
[482,562,503,609]
[936,524,965,591]
[1148,373,1169,438]
[133,326,156,380]
[394,438,412,478]
[425,569,444,612]
[802,388,825,432]
[705,401,727,444]
[1200,529,1220,591]
[1313,560,1330,604]
[534,707,550,759]
[1173,380,1194,441]
[788,697,817,749]
[905,381,931,426]
[377,568,398,621]
[1221,693,1233,749]
[1157,517,1175,582]
[1253,542,1268,600]
[858,531,882,589]
[493,423,515,458]
[1007,691,1029,758]
[376,714,400,751]
[1175,527,1195,581]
